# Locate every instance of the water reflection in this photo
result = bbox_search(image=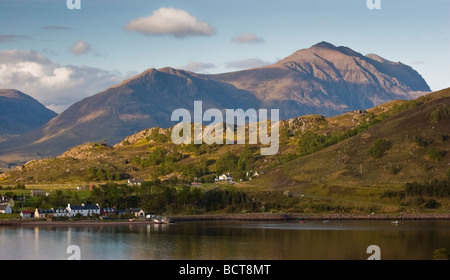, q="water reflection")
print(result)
[0,220,448,260]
